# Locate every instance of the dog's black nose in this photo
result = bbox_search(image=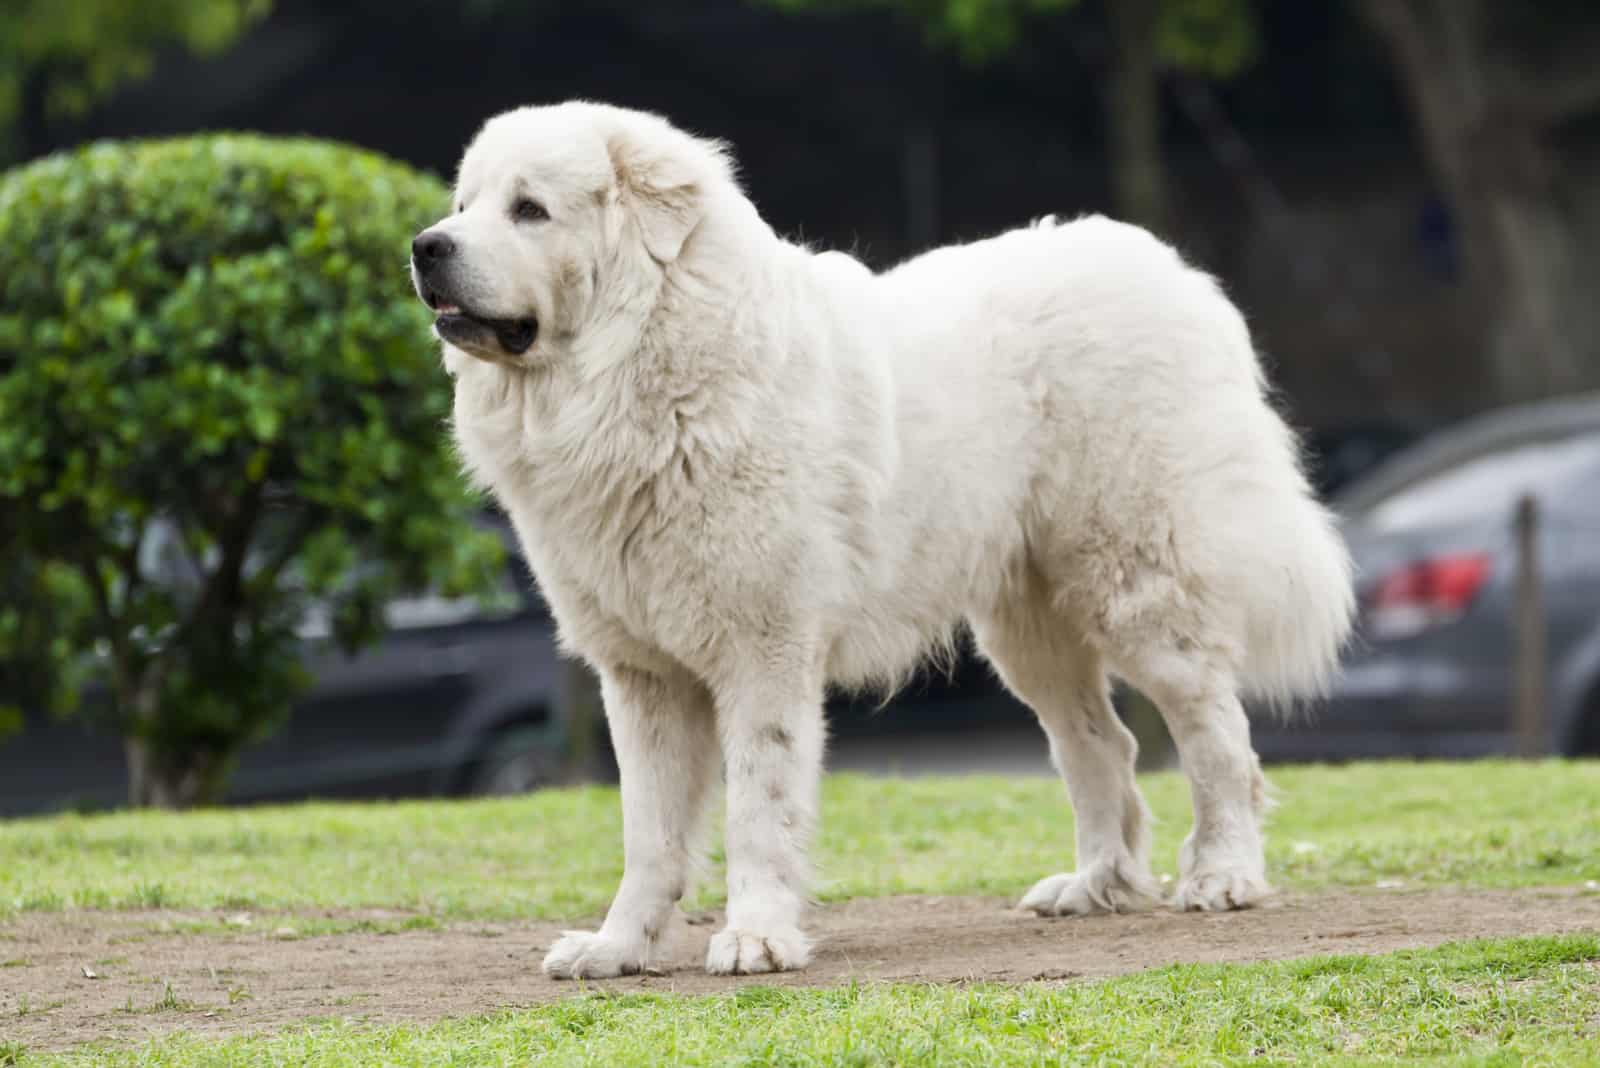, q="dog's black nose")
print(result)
[412,230,455,266]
